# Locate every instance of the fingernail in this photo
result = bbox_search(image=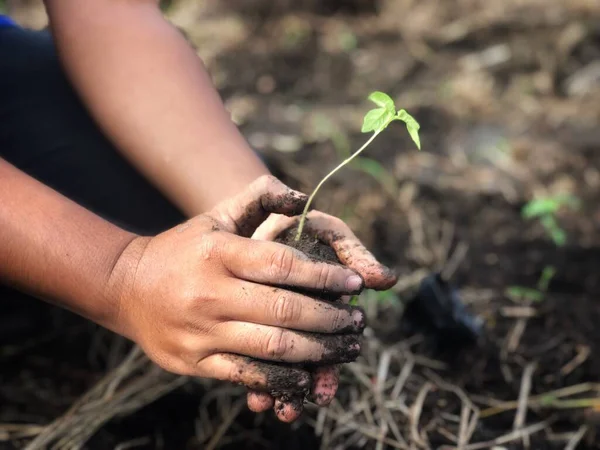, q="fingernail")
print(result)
[346,275,364,293]
[352,309,366,330]
[348,342,361,353]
